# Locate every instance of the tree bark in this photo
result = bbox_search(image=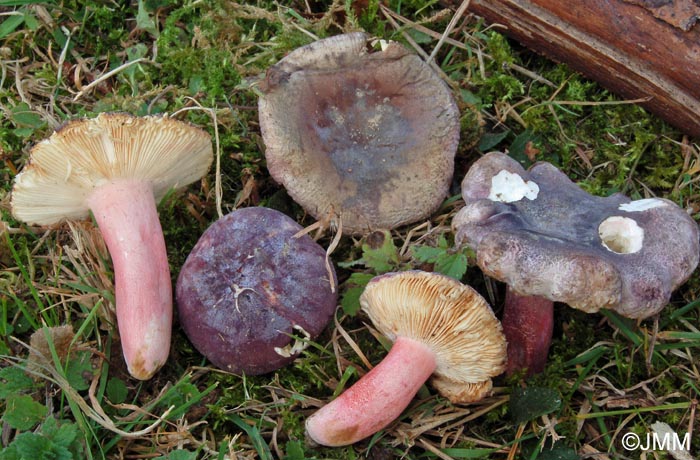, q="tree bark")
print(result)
[447,0,700,138]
